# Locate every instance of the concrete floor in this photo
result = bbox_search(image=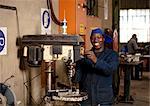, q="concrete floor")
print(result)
[114,71,150,106]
